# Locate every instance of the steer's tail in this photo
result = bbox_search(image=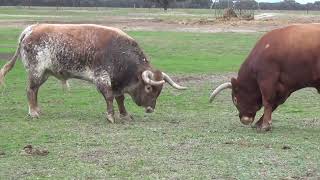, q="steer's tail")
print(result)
[0,33,26,86]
